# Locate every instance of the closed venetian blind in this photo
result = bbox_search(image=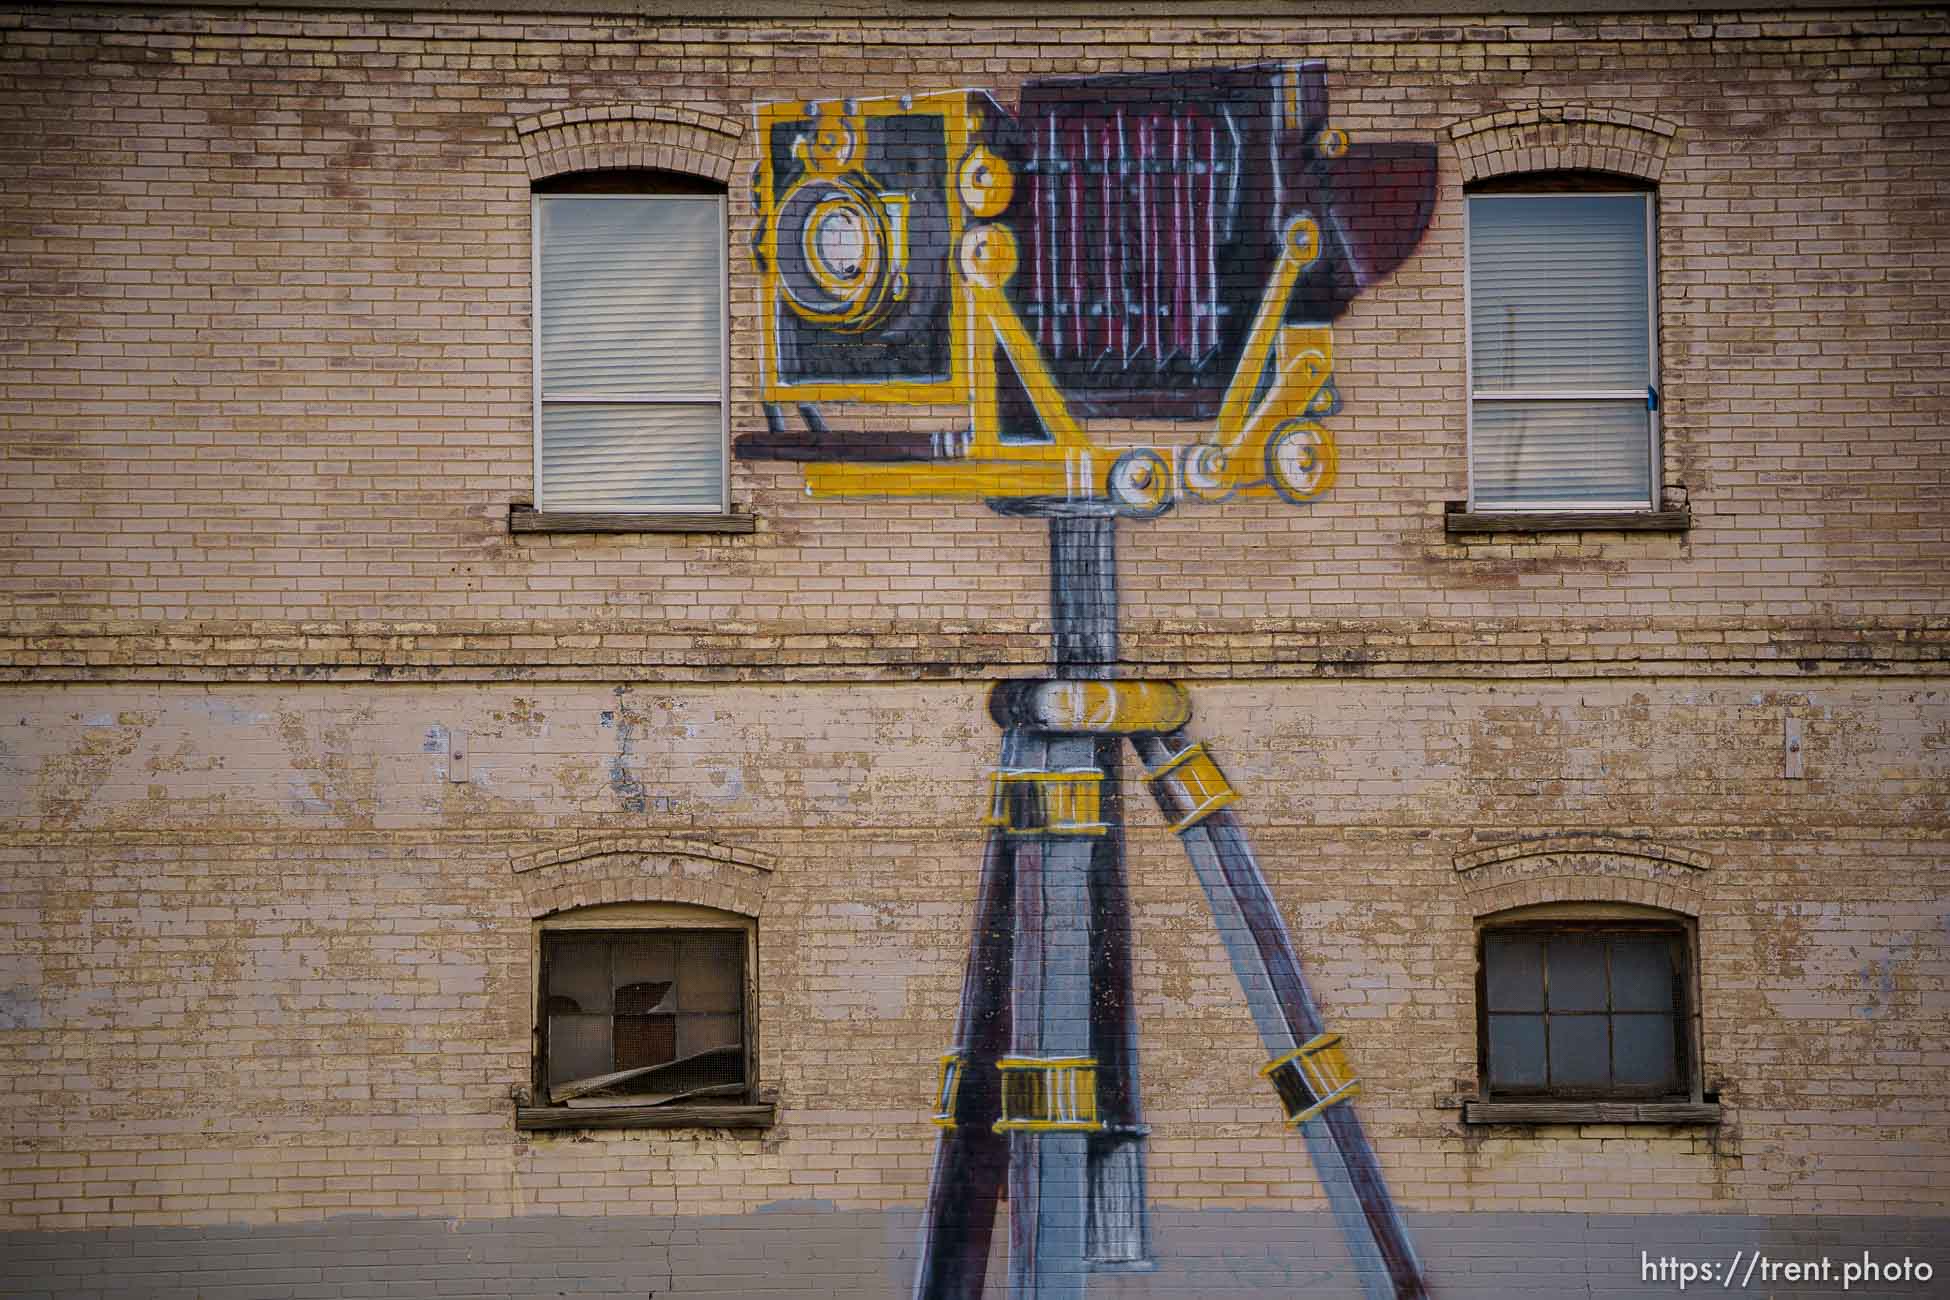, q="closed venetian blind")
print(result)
[537,195,725,511]
[1469,194,1654,509]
